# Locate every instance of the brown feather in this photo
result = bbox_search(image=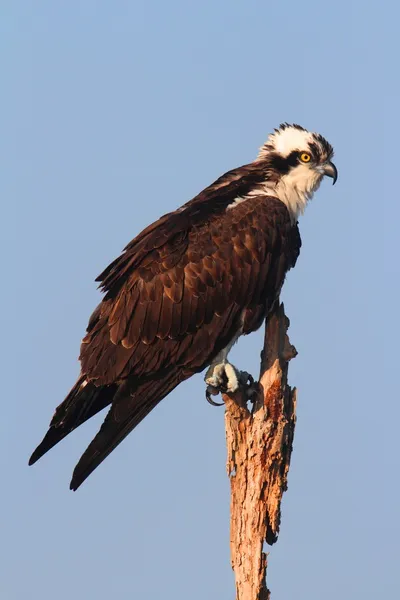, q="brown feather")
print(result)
[141,299,162,344]
[158,294,174,339]
[69,368,190,491]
